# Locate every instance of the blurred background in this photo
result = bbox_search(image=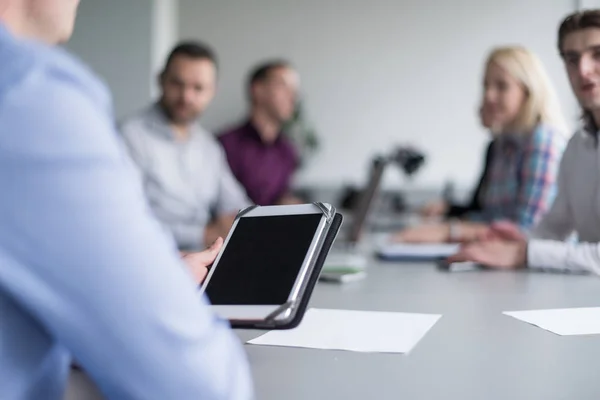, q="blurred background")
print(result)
[66,0,587,194]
